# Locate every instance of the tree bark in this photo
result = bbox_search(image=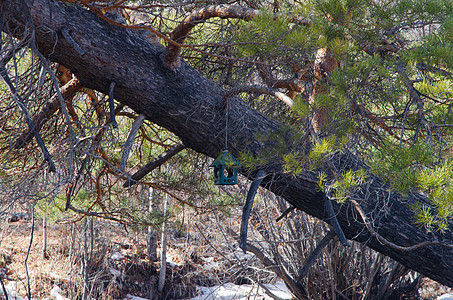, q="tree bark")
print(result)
[2,0,453,287]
